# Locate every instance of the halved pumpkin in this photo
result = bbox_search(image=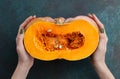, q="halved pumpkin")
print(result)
[24,16,99,61]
